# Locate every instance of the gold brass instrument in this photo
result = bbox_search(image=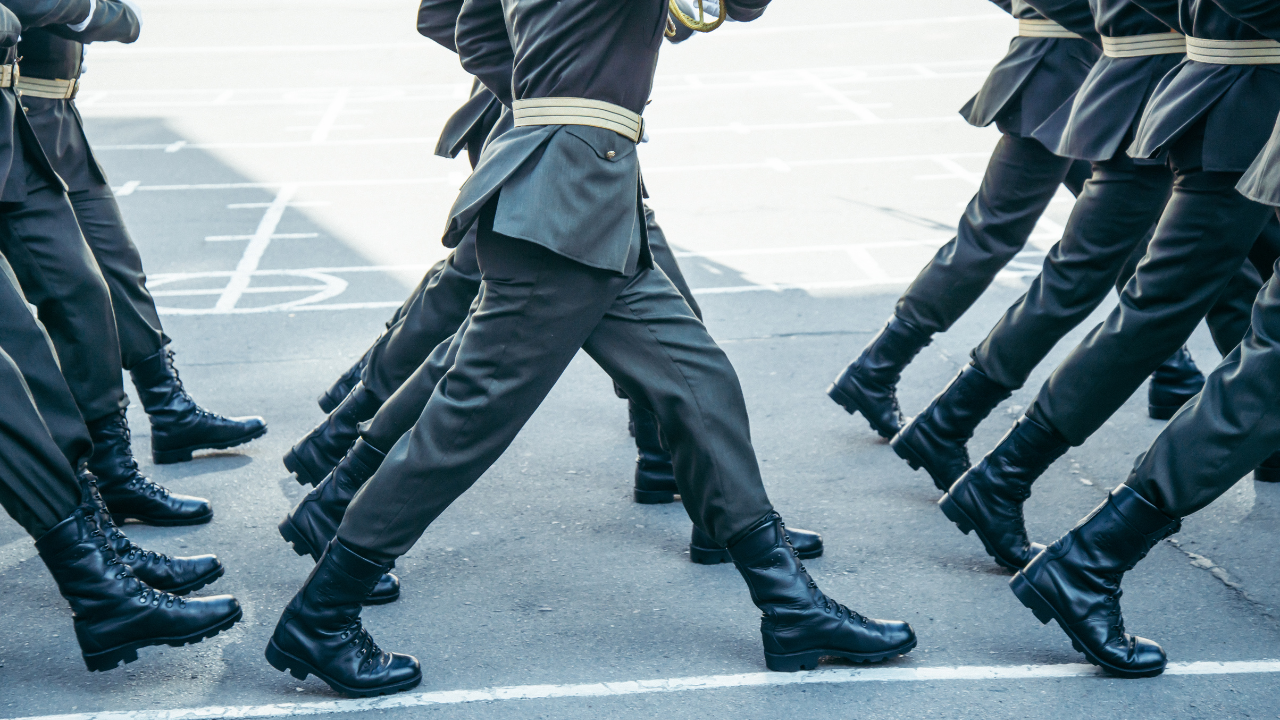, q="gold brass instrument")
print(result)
[665,0,726,37]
